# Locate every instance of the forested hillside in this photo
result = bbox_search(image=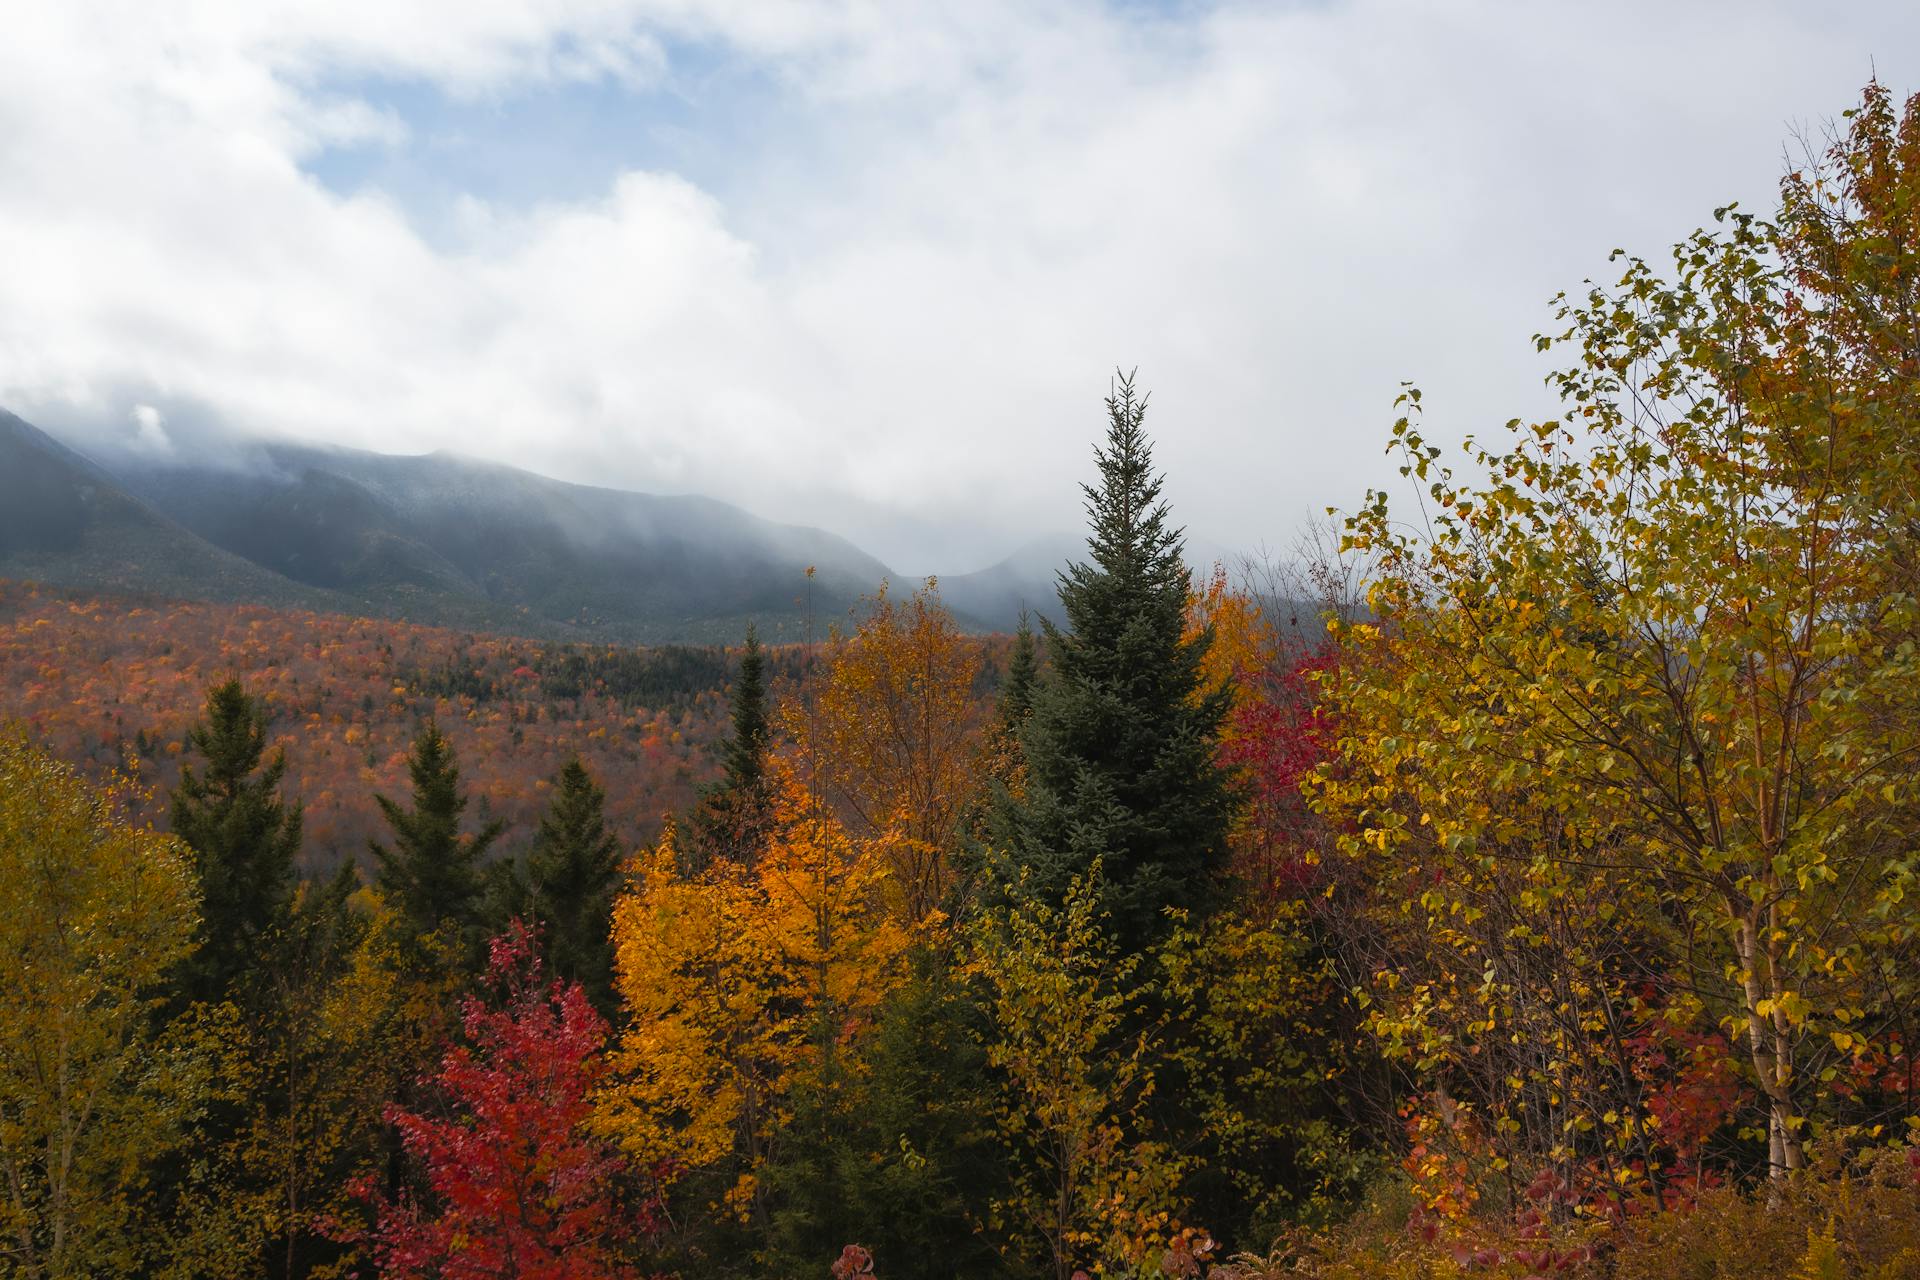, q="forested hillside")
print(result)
[5,79,1920,1280]
[0,581,1020,871]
